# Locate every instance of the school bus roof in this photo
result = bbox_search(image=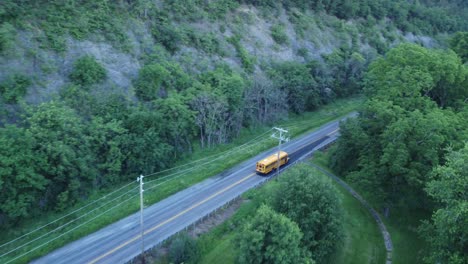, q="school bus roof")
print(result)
[257,151,288,166]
